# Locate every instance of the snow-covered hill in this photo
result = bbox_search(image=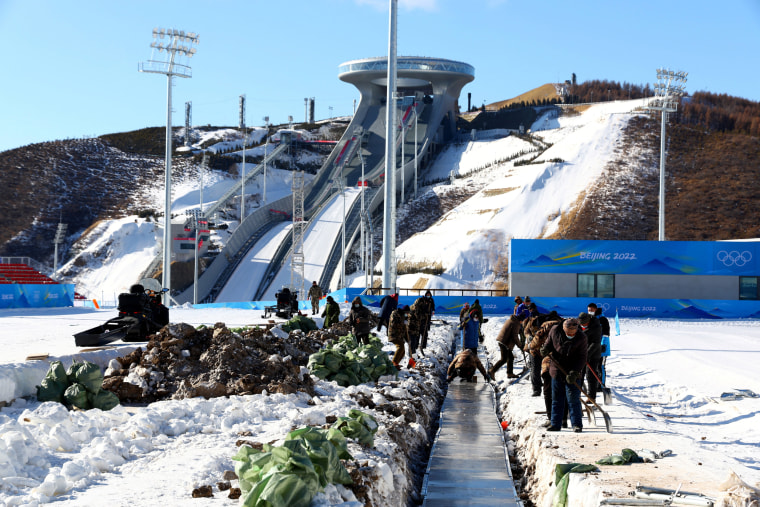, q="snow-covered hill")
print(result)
[63,100,651,301]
